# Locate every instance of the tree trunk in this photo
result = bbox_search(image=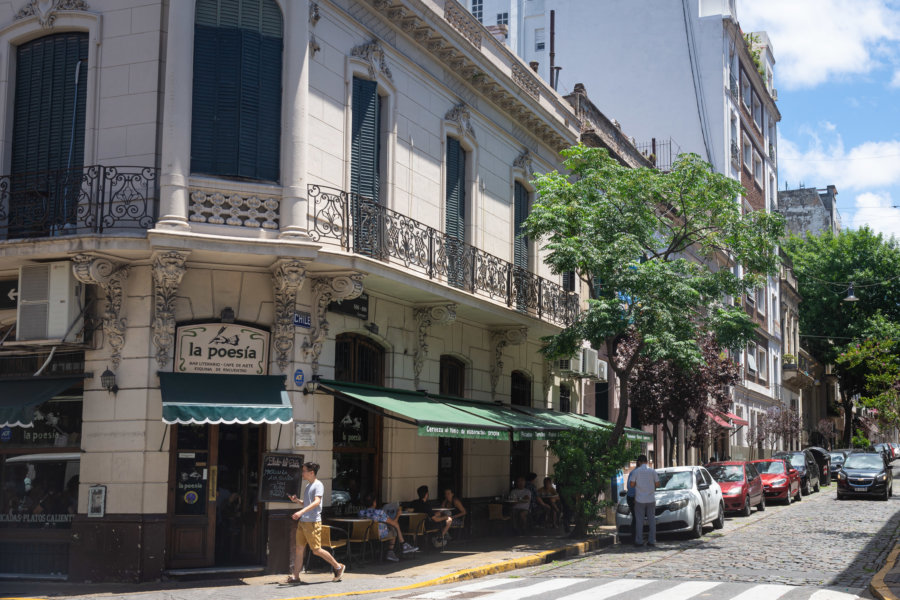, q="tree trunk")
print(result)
[841,390,854,447]
[662,422,674,467]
